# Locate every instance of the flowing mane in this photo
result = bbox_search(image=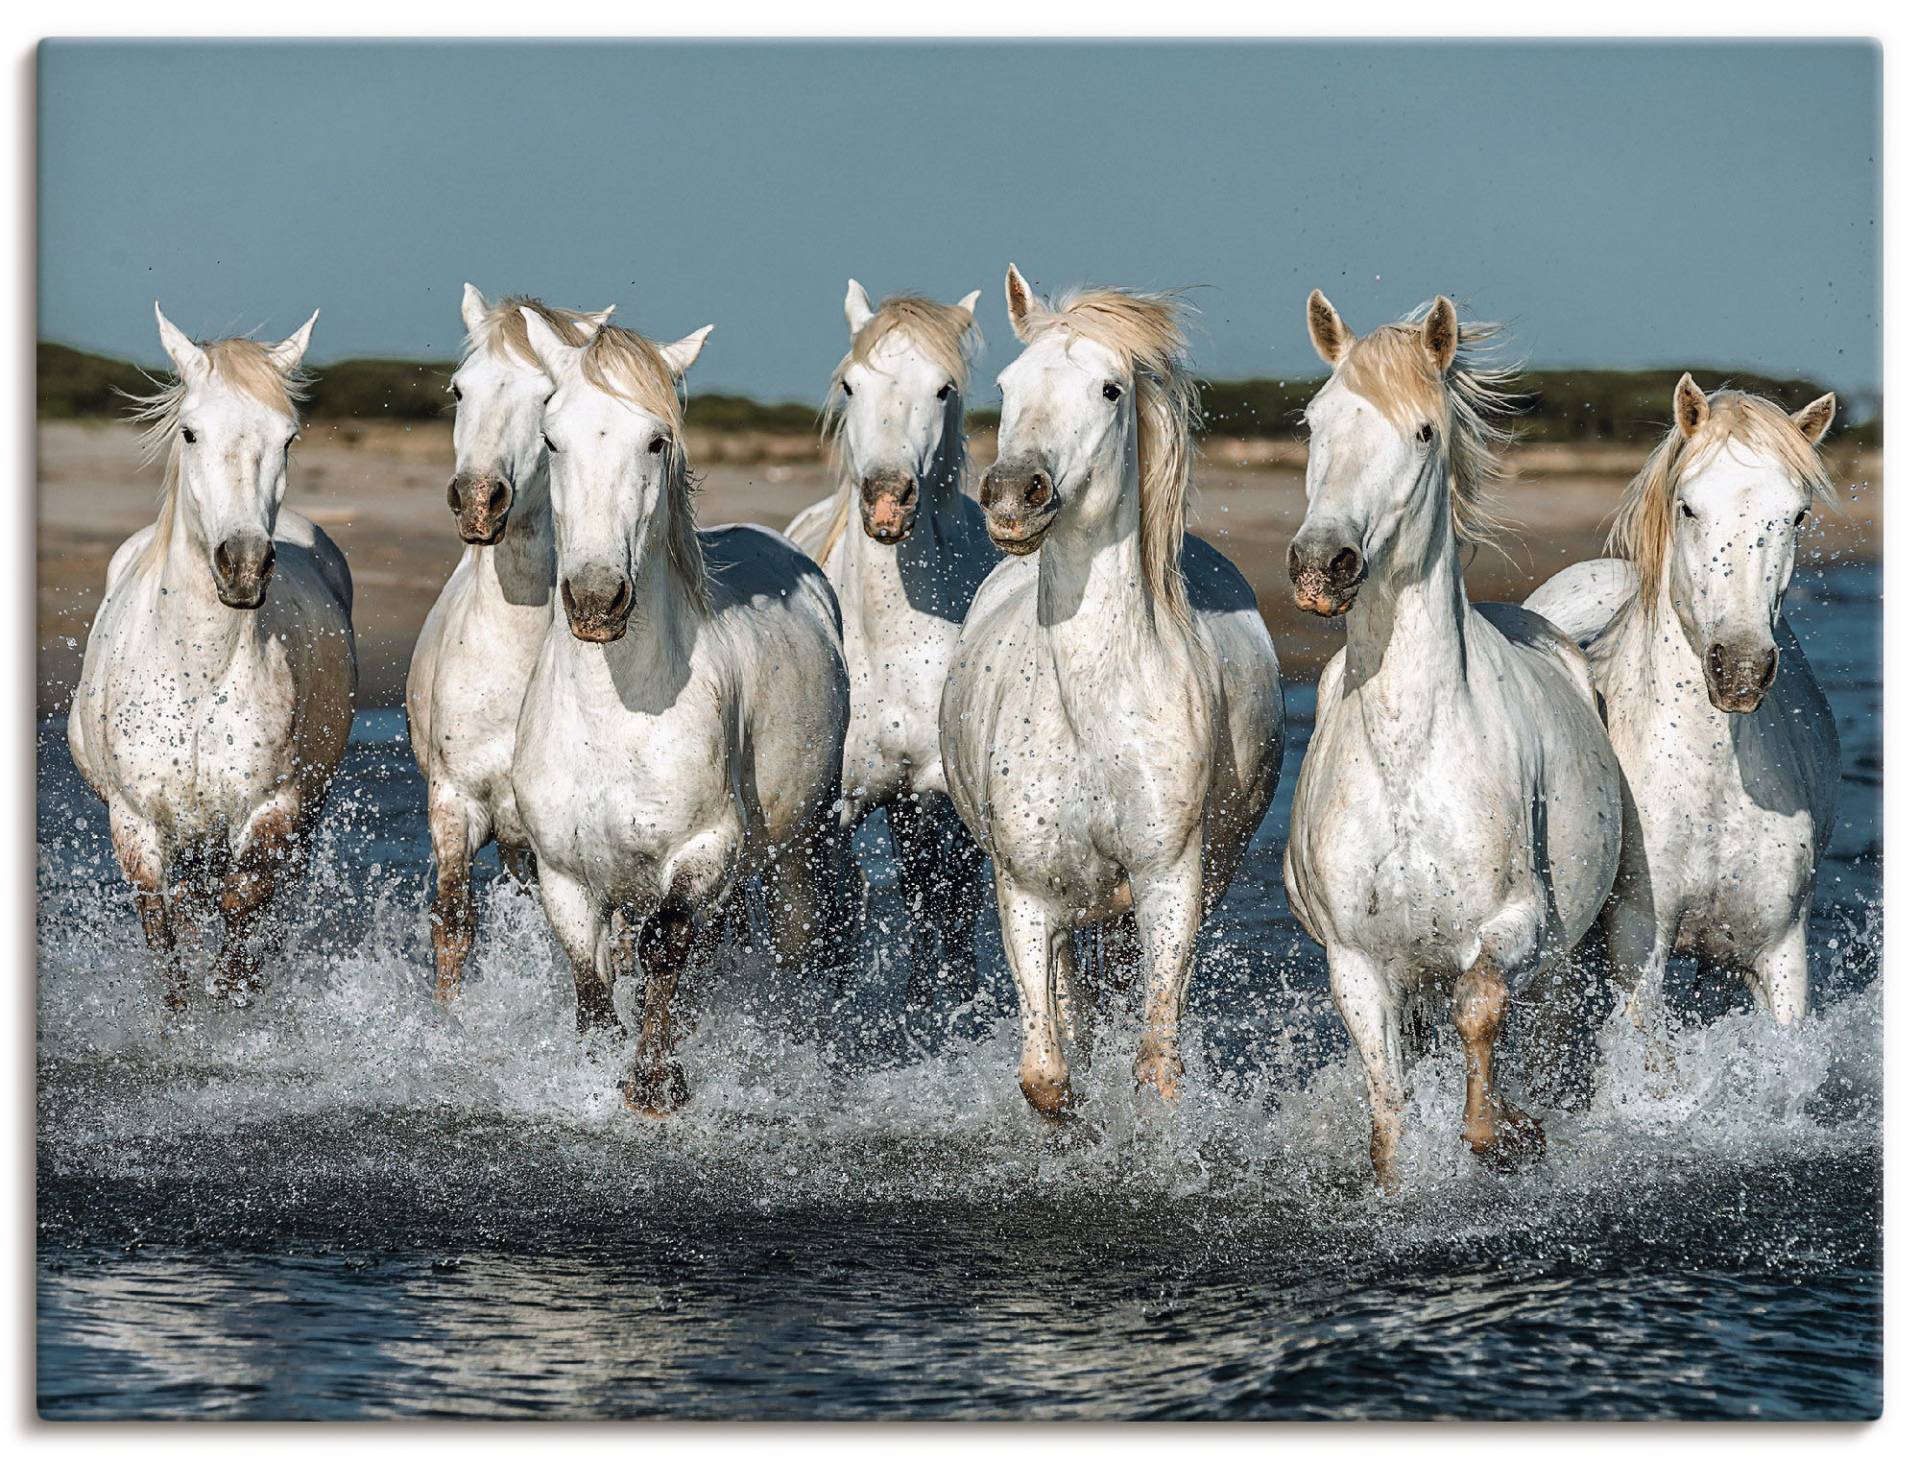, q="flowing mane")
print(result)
[574,323,710,610]
[814,294,981,563]
[465,294,605,368]
[1015,285,1201,631]
[1336,305,1517,554]
[125,337,310,566]
[1605,389,1836,613]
